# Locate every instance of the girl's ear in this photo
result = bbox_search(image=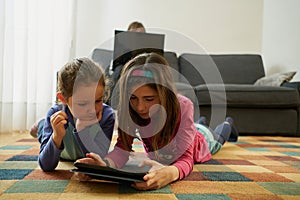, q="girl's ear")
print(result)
[56,92,67,104]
